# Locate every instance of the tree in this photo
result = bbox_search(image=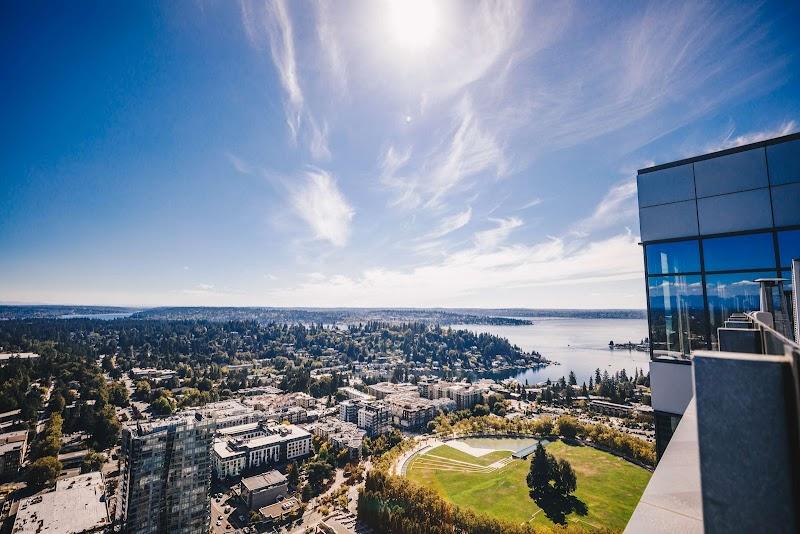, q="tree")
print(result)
[286,461,300,488]
[92,405,121,450]
[150,396,175,416]
[554,458,577,496]
[81,451,106,473]
[134,380,151,400]
[526,443,550,497]
[28,456,62,487]
[472,403,489,416]
[568,371,577,386]
[555,416,579,440]
[108,381,129,407]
